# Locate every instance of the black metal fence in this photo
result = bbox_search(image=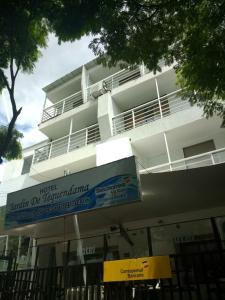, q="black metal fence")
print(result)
[0,250,225,299]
